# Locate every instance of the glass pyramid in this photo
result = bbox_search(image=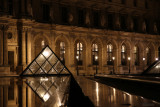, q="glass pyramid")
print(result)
[21,45,71,76]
